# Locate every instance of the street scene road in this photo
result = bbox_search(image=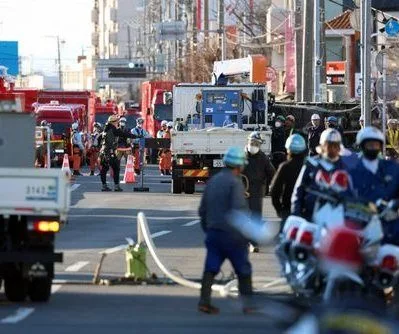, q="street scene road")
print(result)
[0,166,285,333]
